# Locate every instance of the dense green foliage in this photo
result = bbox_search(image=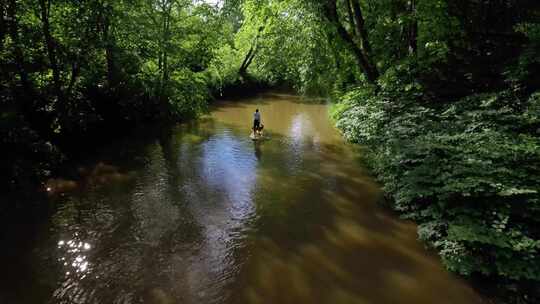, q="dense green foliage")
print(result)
[1,0,237,188]
[333,87,540,301]
[310,1,539,302]
[2,0,540,301]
